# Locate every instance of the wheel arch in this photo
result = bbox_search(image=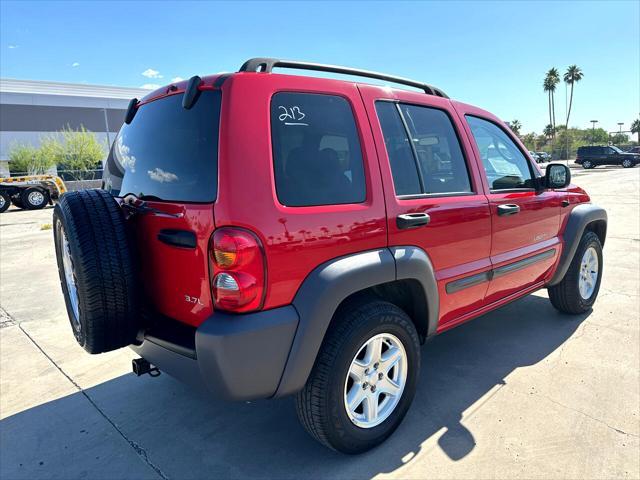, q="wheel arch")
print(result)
[274,246,438,397]
[548,203,607,286]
